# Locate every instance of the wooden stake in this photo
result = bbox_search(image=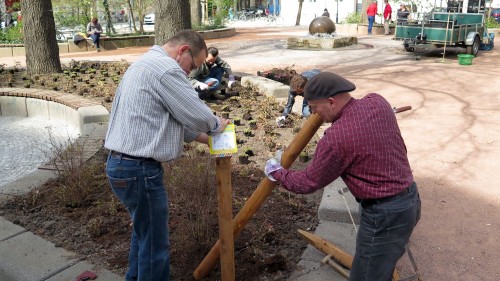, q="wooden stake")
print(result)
[193,114,324,280]
[298,229,400,281]
[216,157,235,281]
